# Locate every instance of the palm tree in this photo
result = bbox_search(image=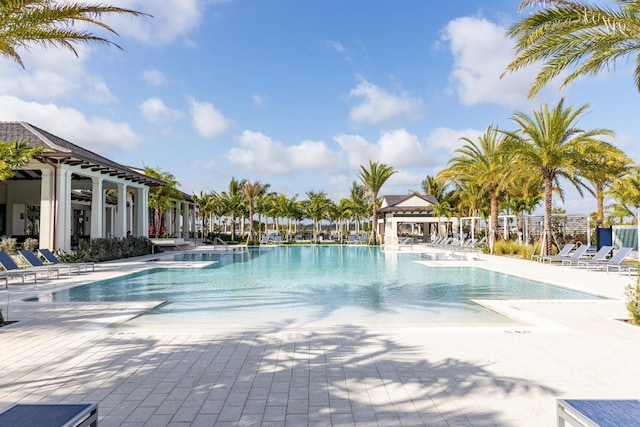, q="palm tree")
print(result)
[304,191,331,243]
[505,99,615,255]
[242,180,266,245]
[580,140,632,227]
[219,177,246,242]
[357,161,396,245]
[0,140,42,180]
[437,125,516,251]
[608,167,640,223]
[192,191,216,239]
[0,0,149,68]
[347,181,369,235]
[145,167,183,238]
[504,0,640,98]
